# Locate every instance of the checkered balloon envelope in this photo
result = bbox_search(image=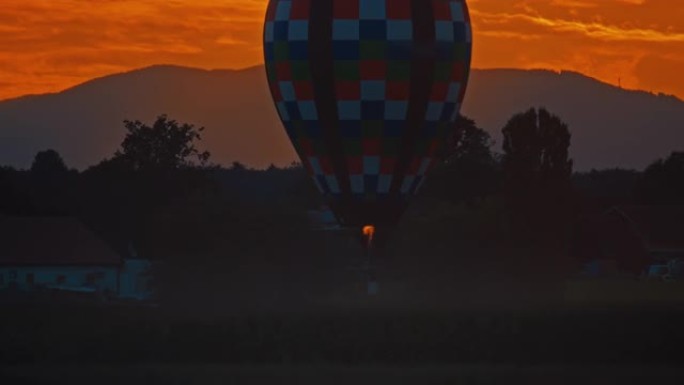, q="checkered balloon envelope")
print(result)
[264,0,472,228]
